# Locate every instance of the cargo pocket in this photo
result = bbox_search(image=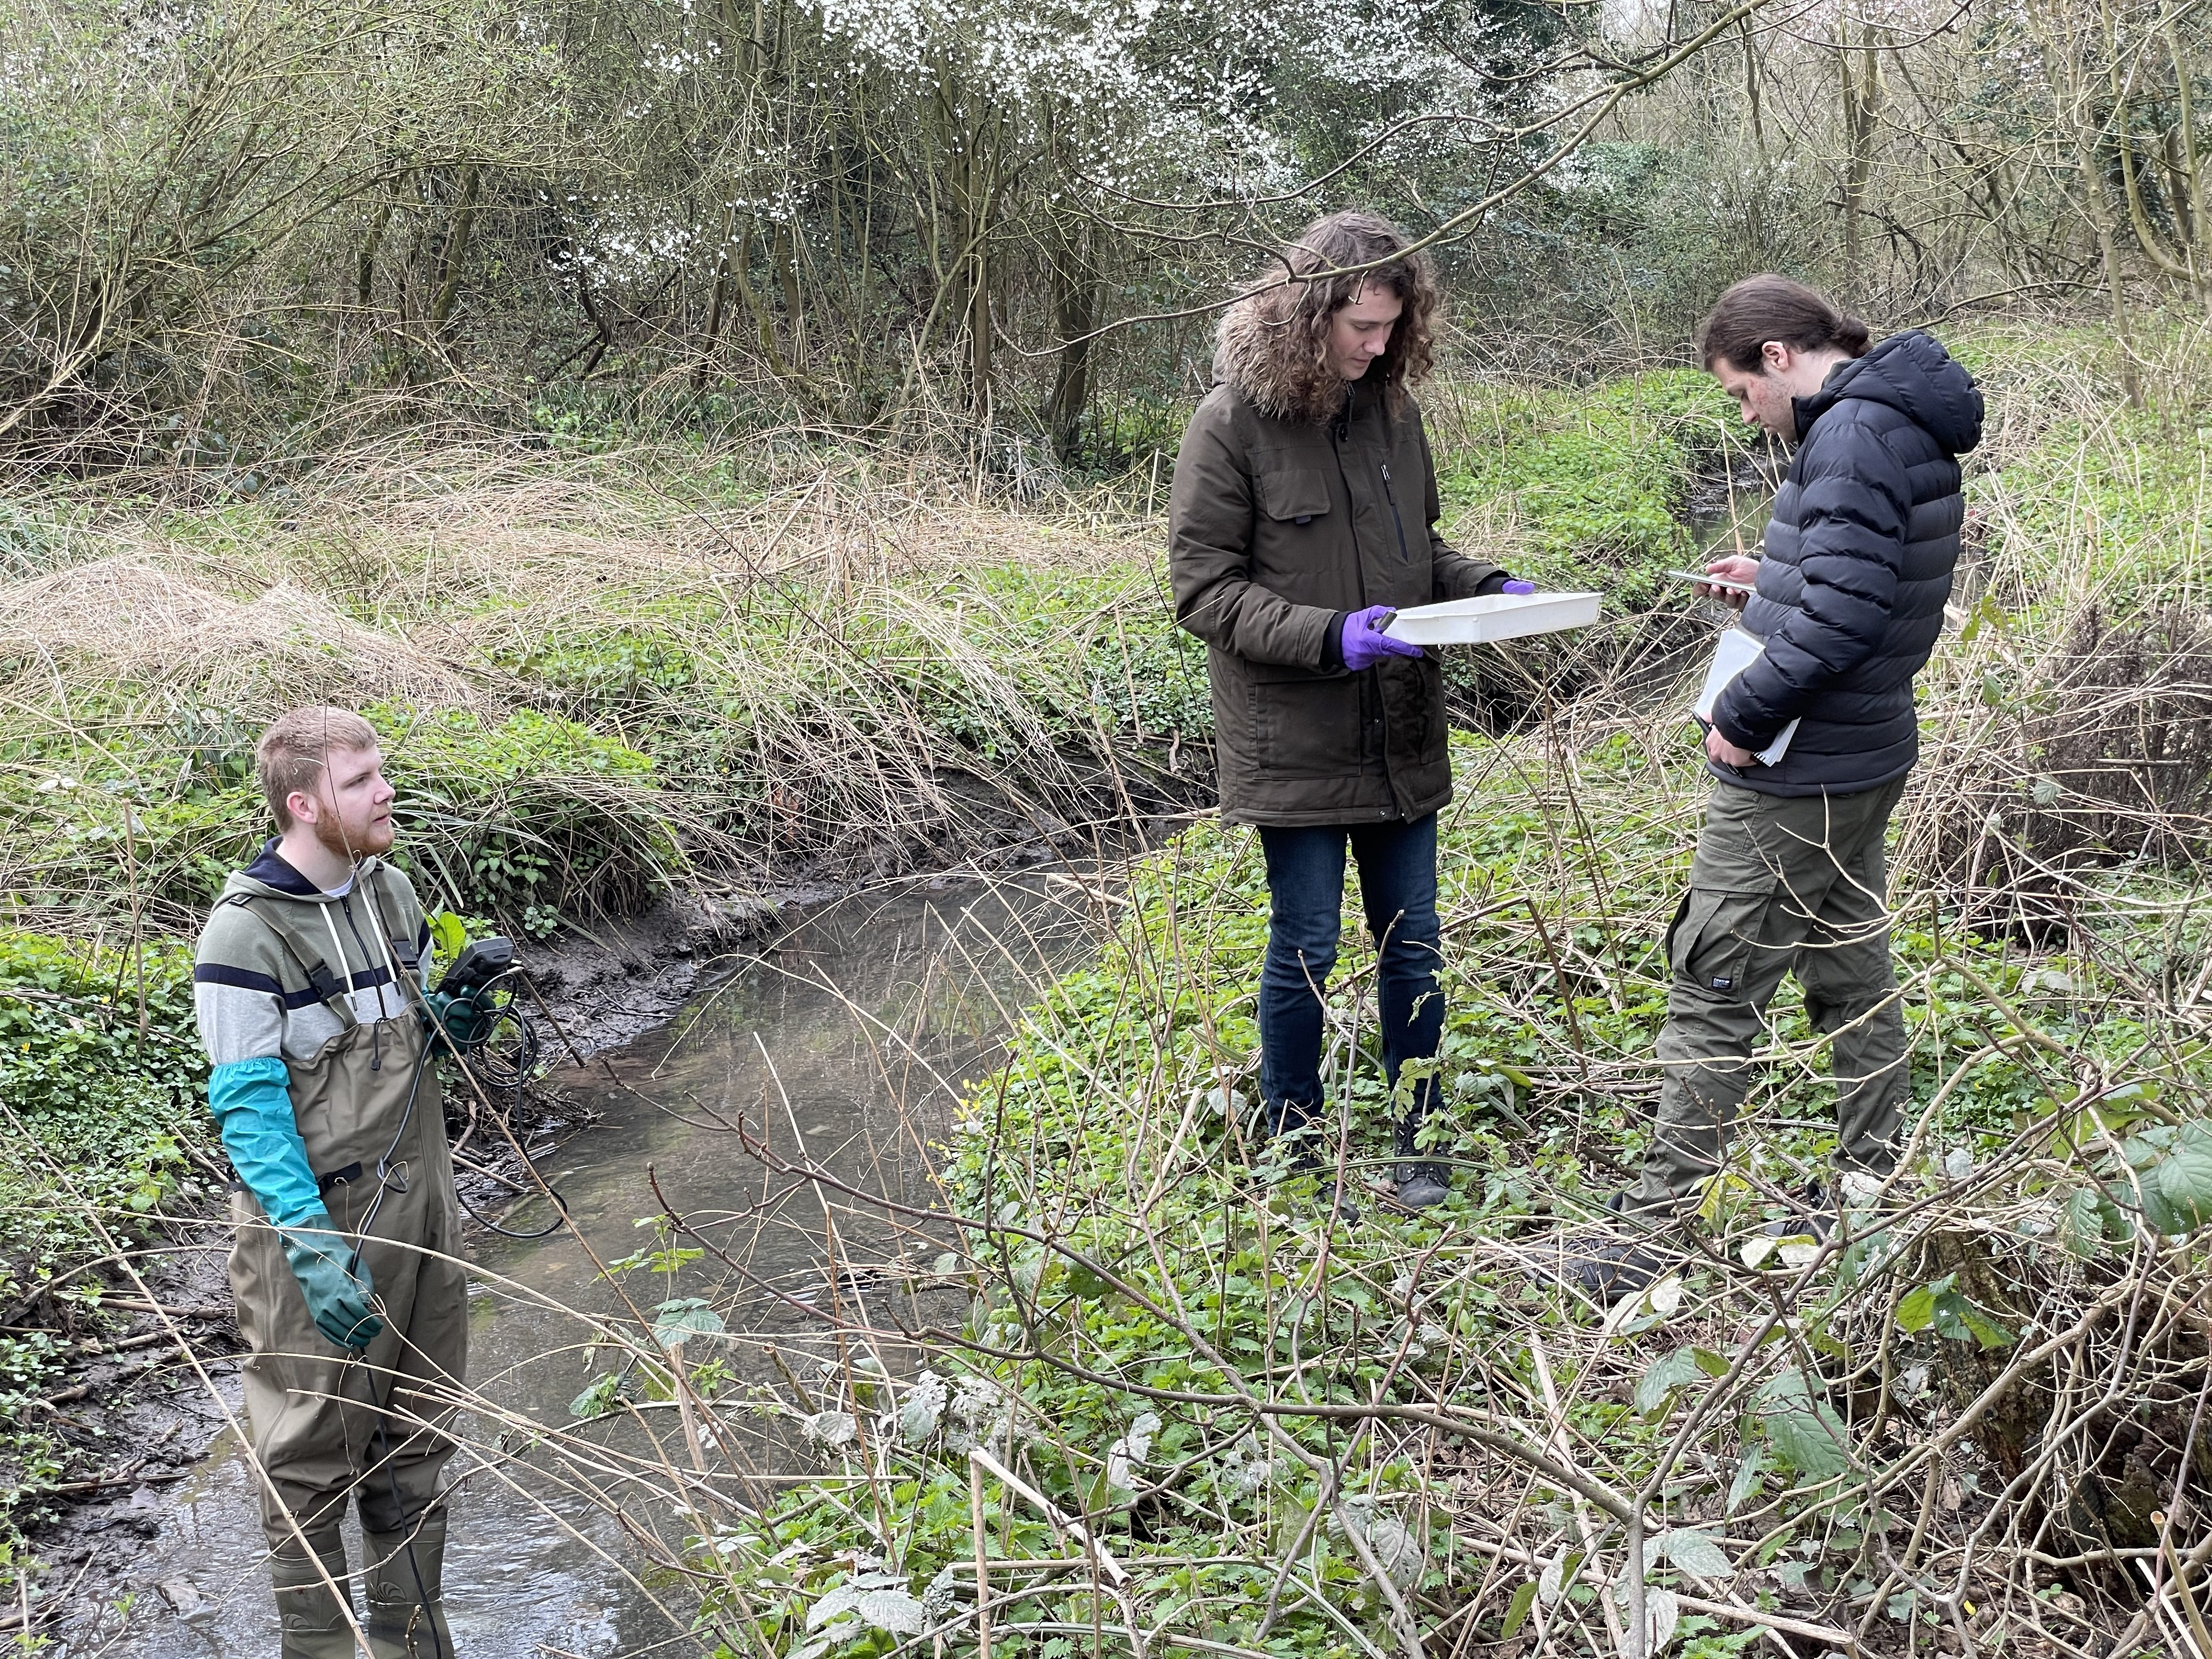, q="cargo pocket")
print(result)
[1666,889,1772,1000]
